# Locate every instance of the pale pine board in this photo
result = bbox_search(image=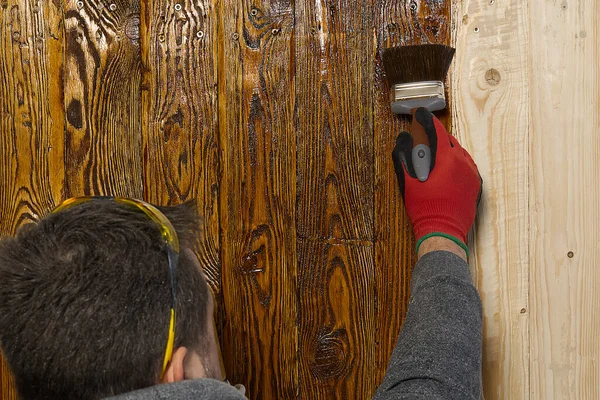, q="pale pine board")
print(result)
[451,0,530,398]
[453,0,600,399]
[529,0,600,398]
